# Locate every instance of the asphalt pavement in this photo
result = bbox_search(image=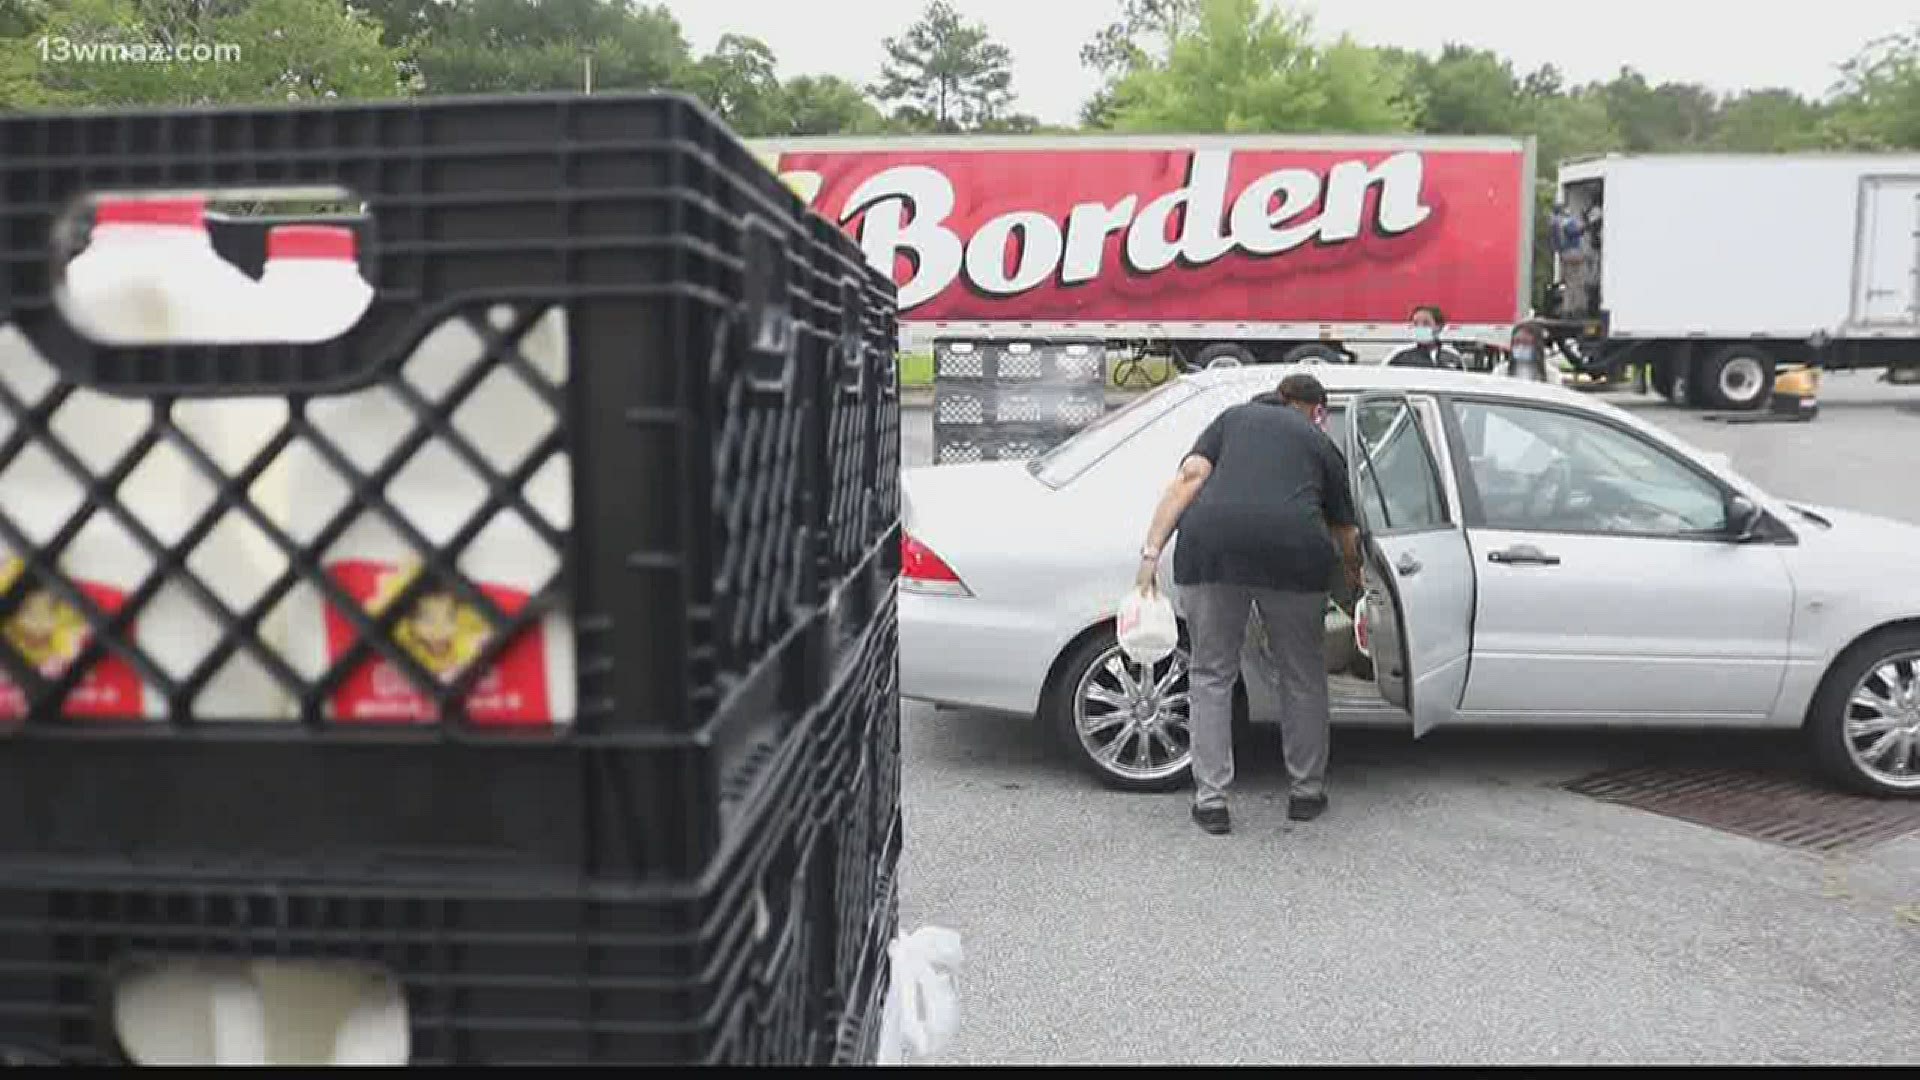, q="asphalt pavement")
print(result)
[893,372,1920,1065]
